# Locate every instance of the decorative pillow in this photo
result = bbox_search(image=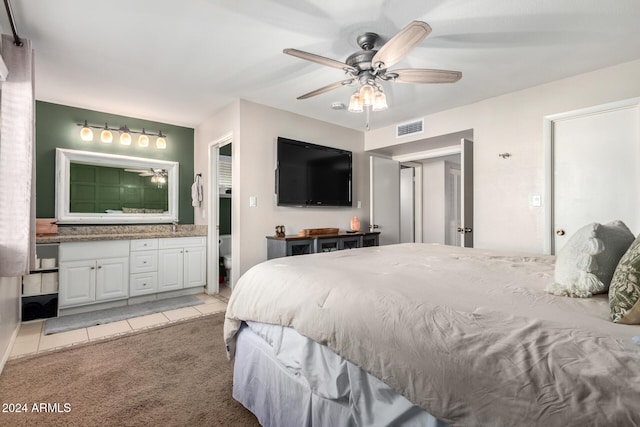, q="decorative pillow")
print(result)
[122,207,145,213]
[545,220,634,298]
[609,234,640,324]
[144,208,164,213]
